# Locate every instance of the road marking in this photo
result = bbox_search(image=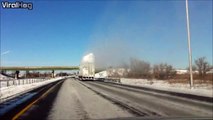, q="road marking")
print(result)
[12,80,63,120]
